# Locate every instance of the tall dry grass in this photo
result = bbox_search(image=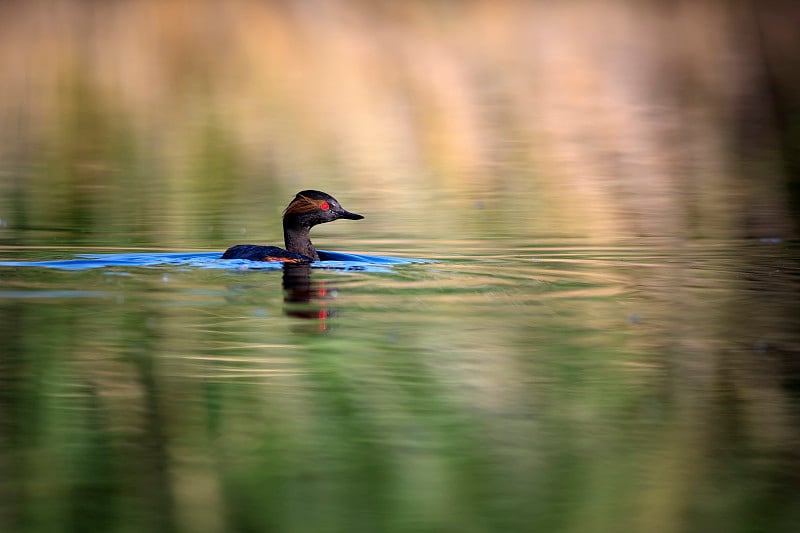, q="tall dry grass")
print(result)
[0,0,797,238]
